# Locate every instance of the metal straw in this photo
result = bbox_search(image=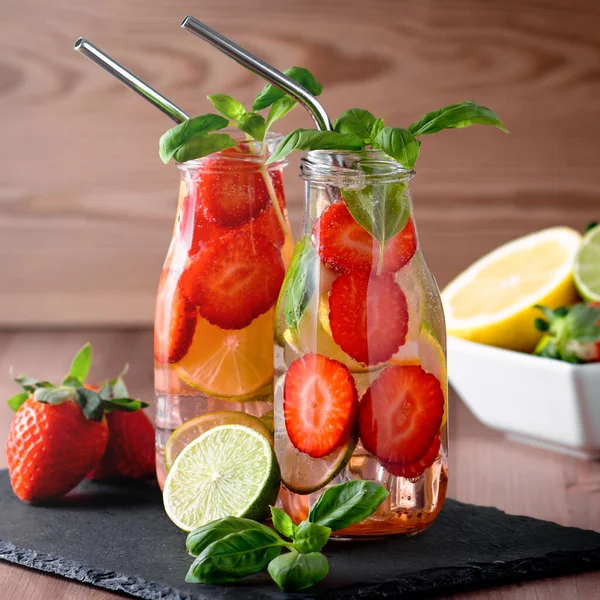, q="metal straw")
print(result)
[74,38,189,124]
[180,16,332,132]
